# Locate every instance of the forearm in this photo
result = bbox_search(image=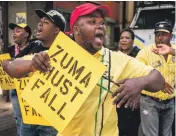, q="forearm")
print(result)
[2,58,33,78]
[139,70,165,92]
